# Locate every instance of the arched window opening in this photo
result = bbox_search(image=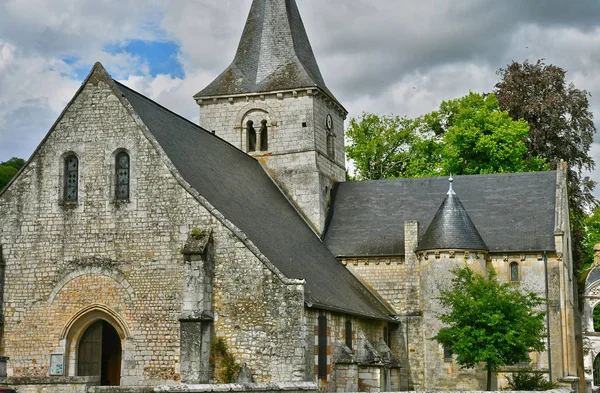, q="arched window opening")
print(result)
[594,353,600,386]
[64,154,79,202]
[593,304,600,332]
[260,119,268,151]
[115,152,130,200]
[78,320,121,386]
[247,121,256,152]
[510,262,519,282]
[327,130,335,160]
